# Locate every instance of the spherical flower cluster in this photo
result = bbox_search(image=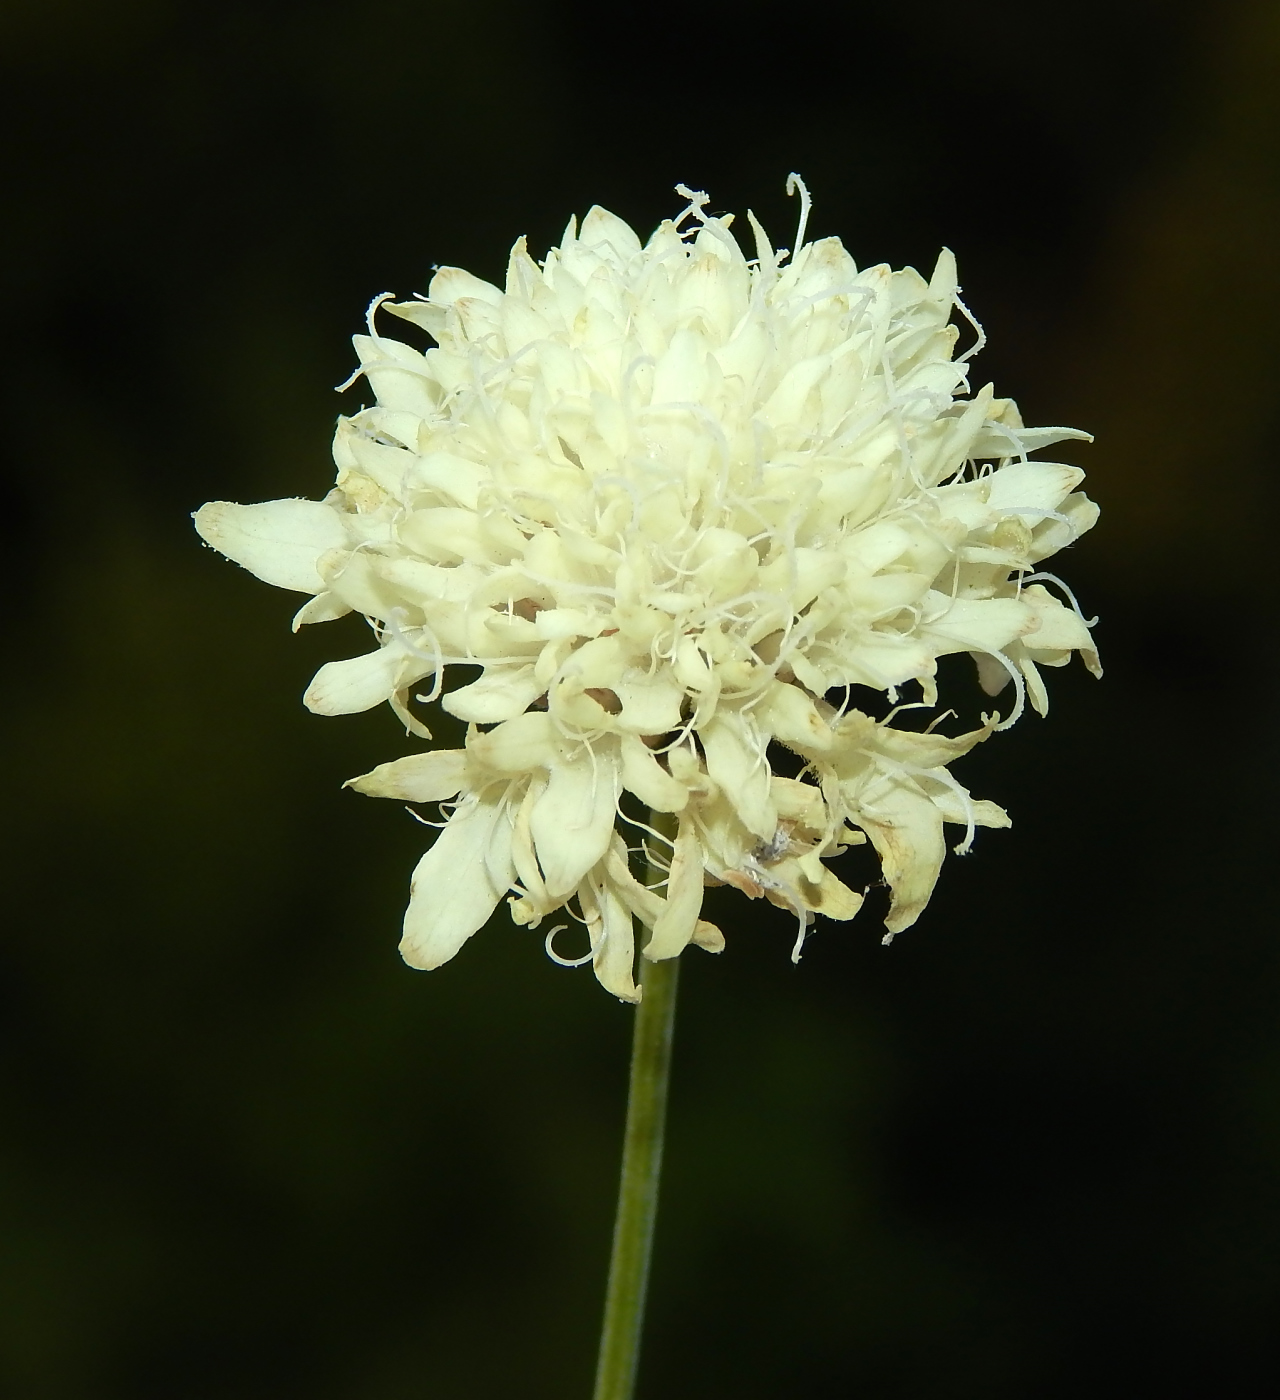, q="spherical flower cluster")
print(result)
[195,180,1099,1001]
